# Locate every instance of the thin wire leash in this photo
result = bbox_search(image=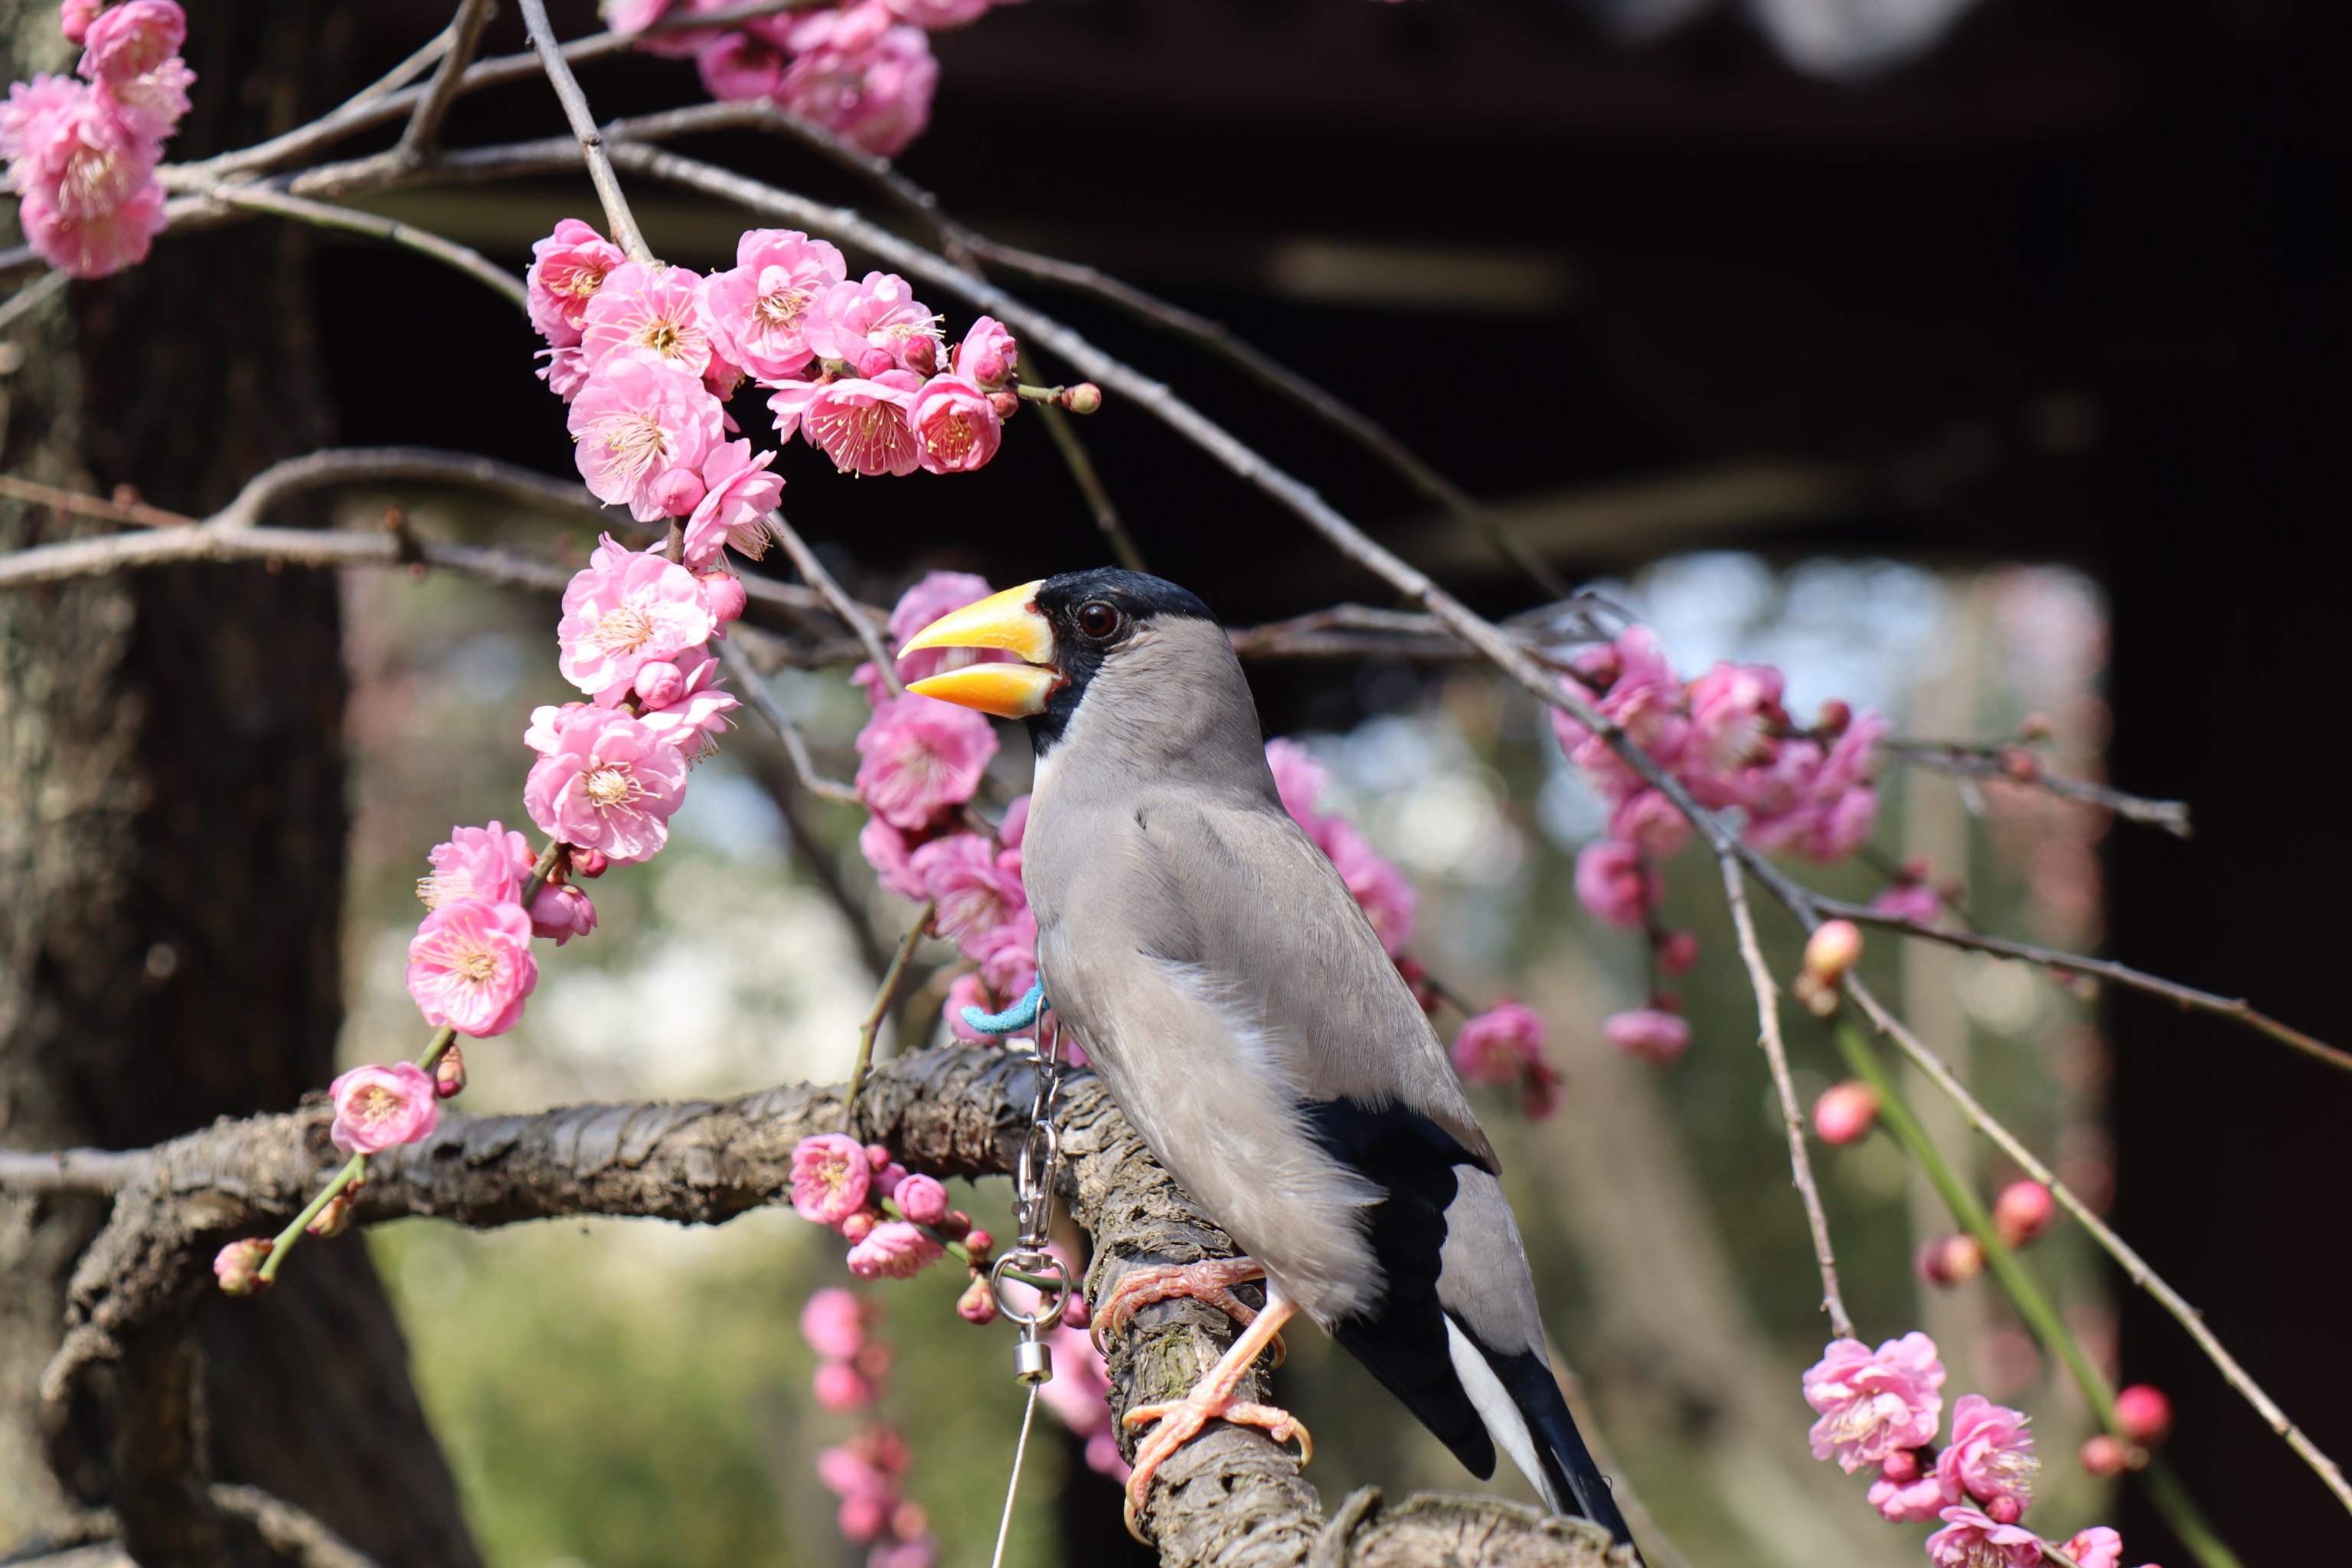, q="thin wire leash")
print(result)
[988,1014,1069,1568]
